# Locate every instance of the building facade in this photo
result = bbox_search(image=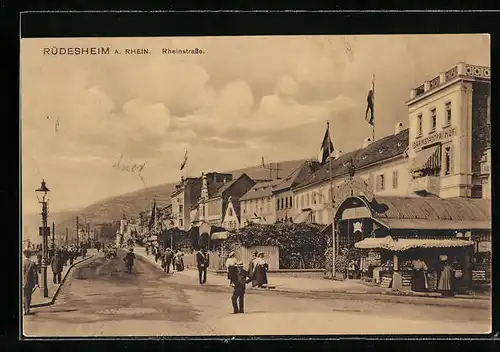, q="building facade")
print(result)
[221,197,241,230]
[170,172,232,231]
[407,62,491,199]
[240,179,282,227]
